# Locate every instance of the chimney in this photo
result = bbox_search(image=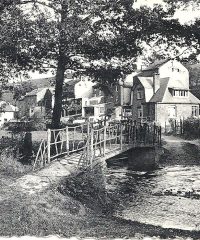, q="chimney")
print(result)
[153,72,160,93]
